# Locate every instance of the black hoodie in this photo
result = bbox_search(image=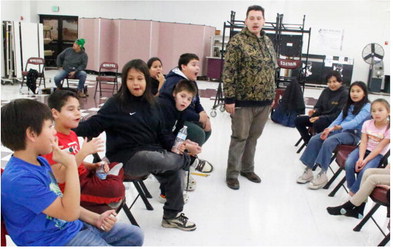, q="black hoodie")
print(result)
[313,86,348,122]
[74,95,173,164]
